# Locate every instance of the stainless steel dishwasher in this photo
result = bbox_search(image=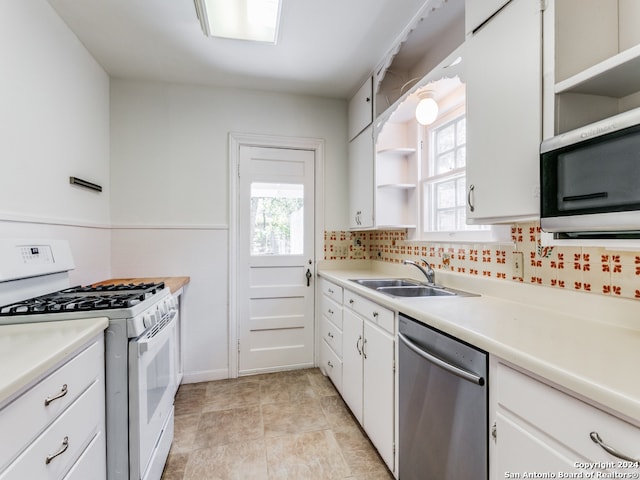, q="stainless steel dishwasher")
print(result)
[398,314,488,480]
